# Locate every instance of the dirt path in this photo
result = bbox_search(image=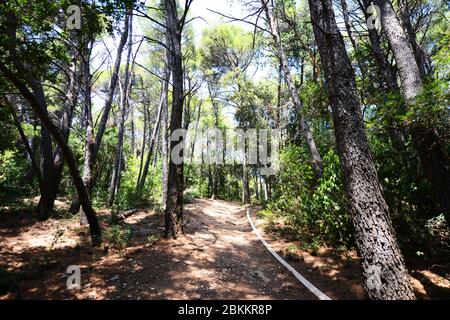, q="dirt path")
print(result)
[1,199,322,299]
[0,198,435,300]
[1,198,448,299]
[153,198,318,299]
